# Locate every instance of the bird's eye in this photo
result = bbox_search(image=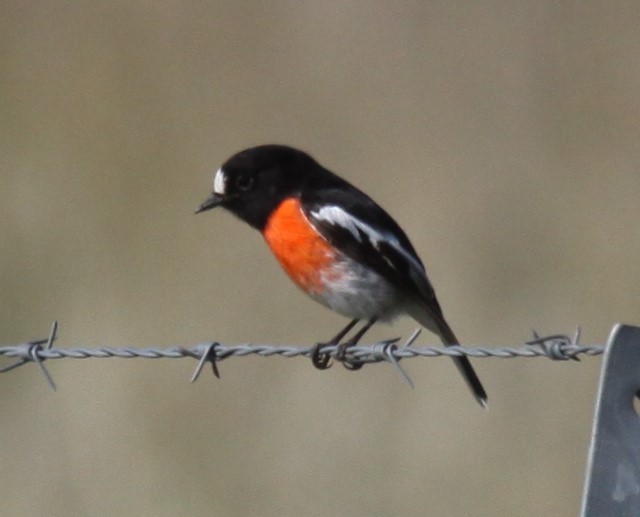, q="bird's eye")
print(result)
[235,175,253,191]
